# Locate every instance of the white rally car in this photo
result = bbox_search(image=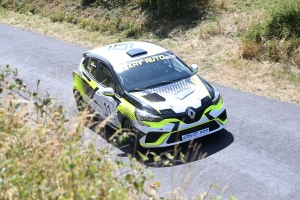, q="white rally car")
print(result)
[73,41,227,151]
